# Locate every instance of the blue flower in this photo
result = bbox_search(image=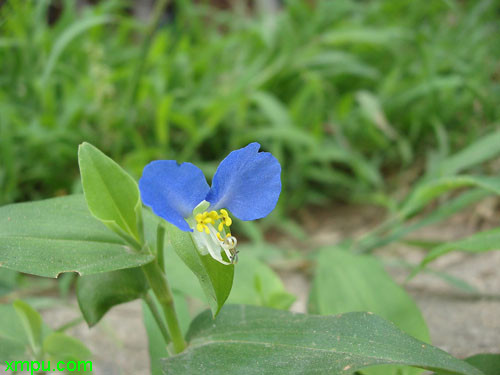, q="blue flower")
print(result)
[139,143,281,264]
